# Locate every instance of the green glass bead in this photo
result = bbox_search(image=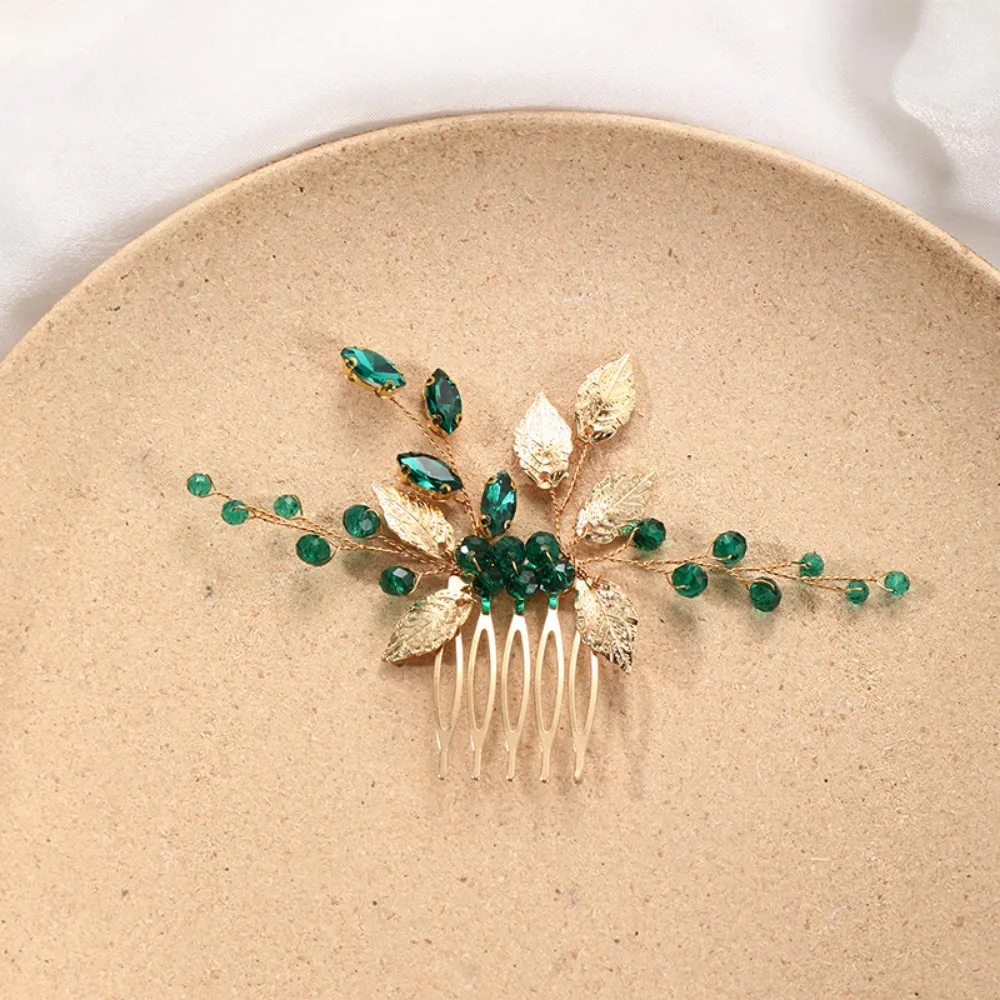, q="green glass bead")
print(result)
[506,567,539,604]
[799,552,824,578]
[340,346,405,394]
[883,571,910,597]
[273,494,301,519]
[186,472,213,497]
[479,470,517,539]
[845,579,870,605]
[671,562,708,598]
[397,452,464,495]
[380,565,416,596]
[221,499,249,525]
[539,558,576,594]
[632,518,666,552]
[525,531,560,569]
[749,578,782,612]
[296,533,332,566]
[455,535,492,576]
[342,504,380,538]
[492,535,525,581]
[424,368,462,434]
[473,565,505,598]
[712,530,747,564]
